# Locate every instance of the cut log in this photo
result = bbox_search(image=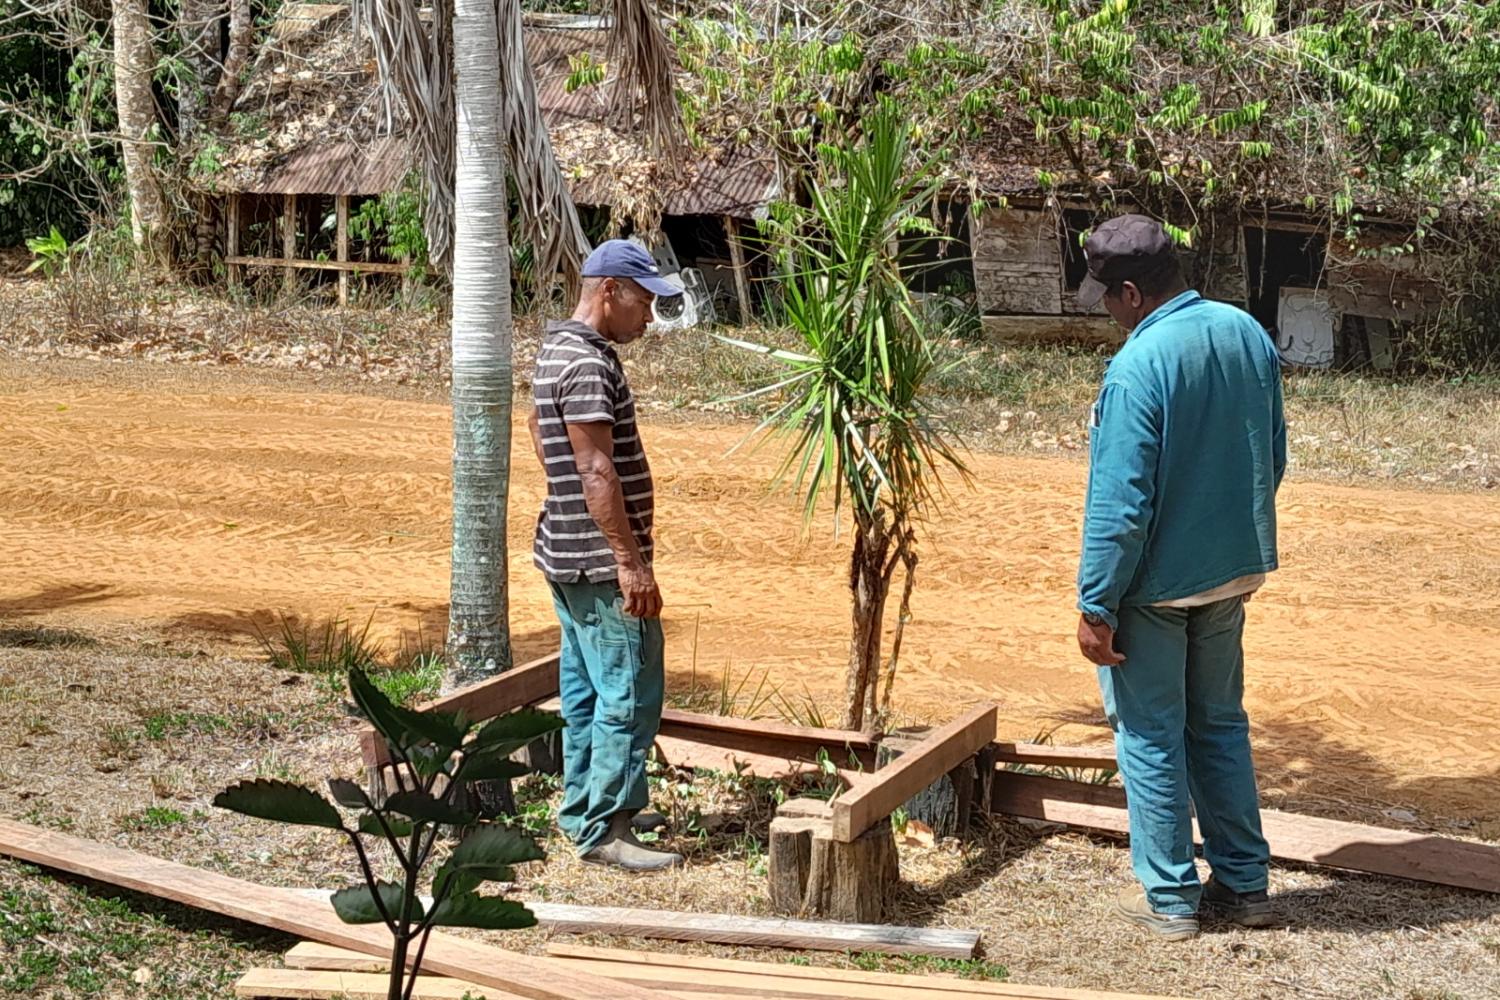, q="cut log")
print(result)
[831,704,997,842]
[769,800,899,924]
[989,771,1500,894]
[875,730,997,840]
